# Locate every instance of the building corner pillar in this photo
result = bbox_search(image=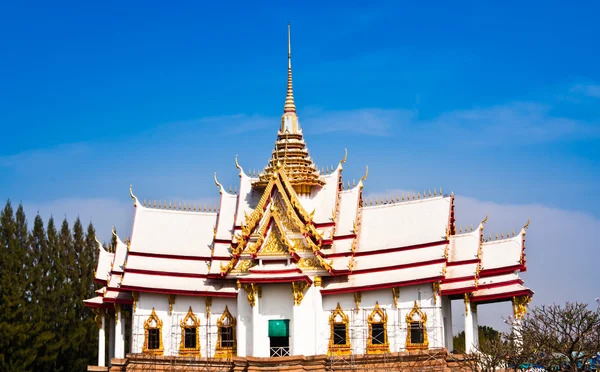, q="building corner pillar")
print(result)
[98,311,106,367]
[463,294,474,354]
[114,305,125,359]
[472,304,479,351]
